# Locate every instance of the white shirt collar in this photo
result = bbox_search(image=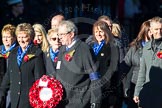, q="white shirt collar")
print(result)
[67,38,78,49]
